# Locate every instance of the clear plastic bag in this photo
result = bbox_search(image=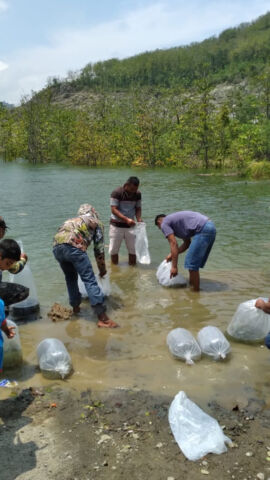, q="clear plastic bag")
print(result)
[37,338,72,379]
[78,274,111,298]
[134,222,151,265]
[96,274,111,297]
[78,276,88,298]
[167,328,201,365]
[168,391,231,461]
[227,298,270,341]
[197,326,231,360]
[3,319,23,368]
[156,260,187,287]
[9,240,39,320]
